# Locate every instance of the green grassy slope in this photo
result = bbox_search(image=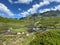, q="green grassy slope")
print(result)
[0,11,60,45]
[30,30,60,45]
